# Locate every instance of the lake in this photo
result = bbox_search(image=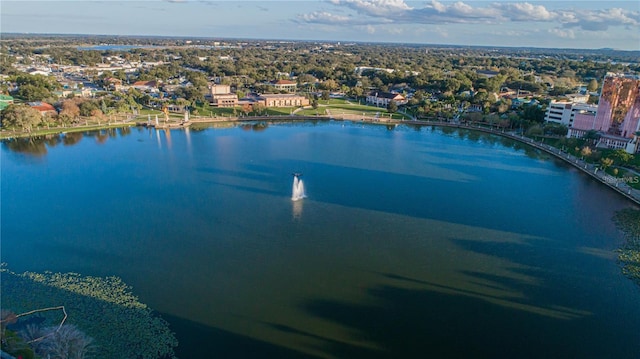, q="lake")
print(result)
[2,121,639,358]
